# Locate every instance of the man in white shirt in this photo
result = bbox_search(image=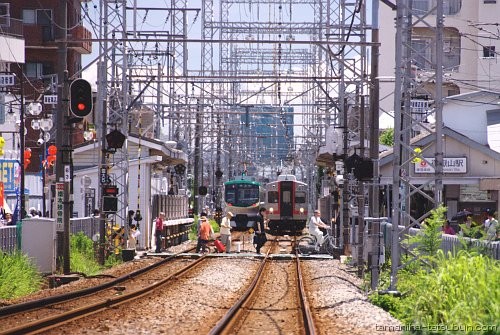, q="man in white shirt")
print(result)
[309,209,329,246]
[484,211,498,240]
[220,212,233,253]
